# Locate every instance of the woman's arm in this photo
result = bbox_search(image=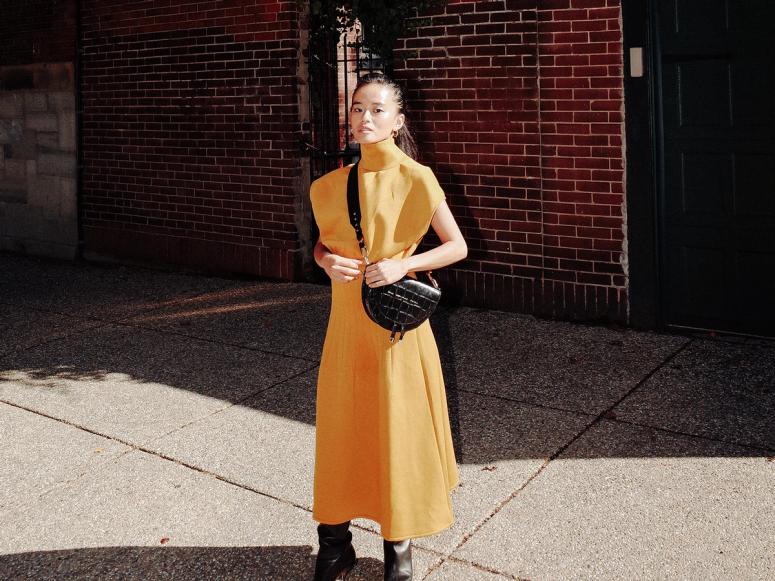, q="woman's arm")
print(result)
[315,237,363,282]
[313,237,332,269]
[363,200,467,288]
[403,200,467,272]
